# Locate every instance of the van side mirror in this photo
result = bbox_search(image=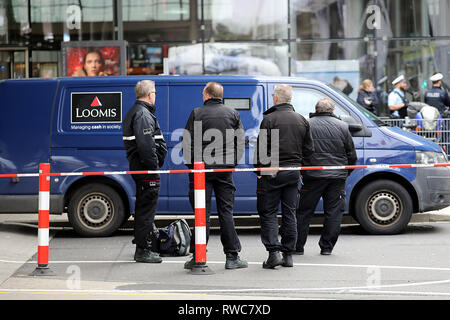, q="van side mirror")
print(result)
[348,123,363,132]
[340,115,372,137]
